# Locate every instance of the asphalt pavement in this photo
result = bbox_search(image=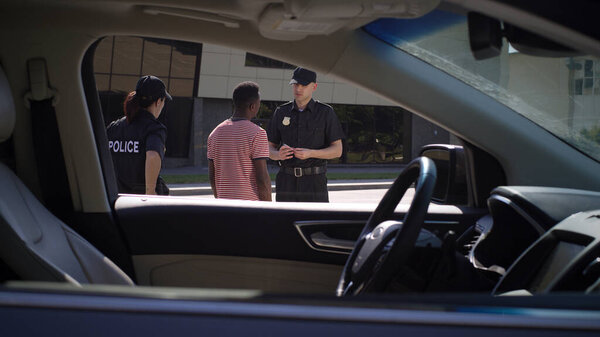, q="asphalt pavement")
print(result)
[162,163,404,196]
